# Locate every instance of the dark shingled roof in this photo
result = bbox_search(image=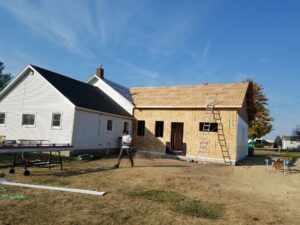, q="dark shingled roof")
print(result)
[31,65,131,118]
